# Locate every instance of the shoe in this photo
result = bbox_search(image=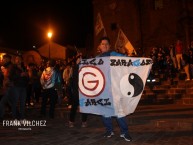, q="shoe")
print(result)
[120,133,132,142]
[103,131,114,138]
[81,122,87,128]
[66,121,74,128]
[185,79,190,81]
